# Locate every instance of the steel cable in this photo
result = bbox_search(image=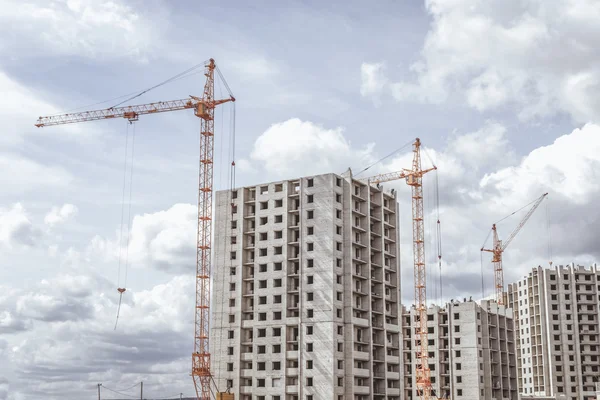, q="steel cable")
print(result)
[123,121,136,288]
[353,137,414,177]
[110,60,210,108]
[101,385,138,398]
